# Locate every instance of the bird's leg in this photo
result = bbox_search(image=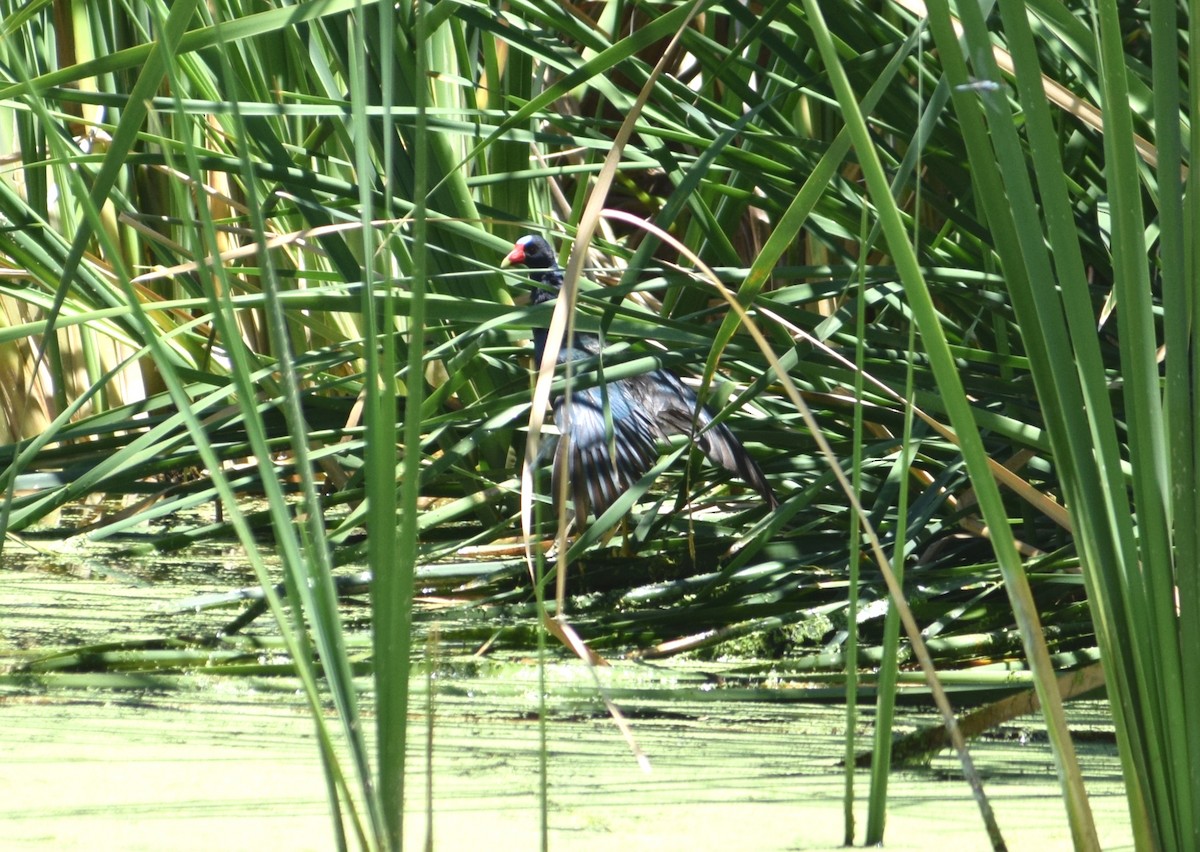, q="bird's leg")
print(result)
[544,511,580,561]
[619,516,636,557]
